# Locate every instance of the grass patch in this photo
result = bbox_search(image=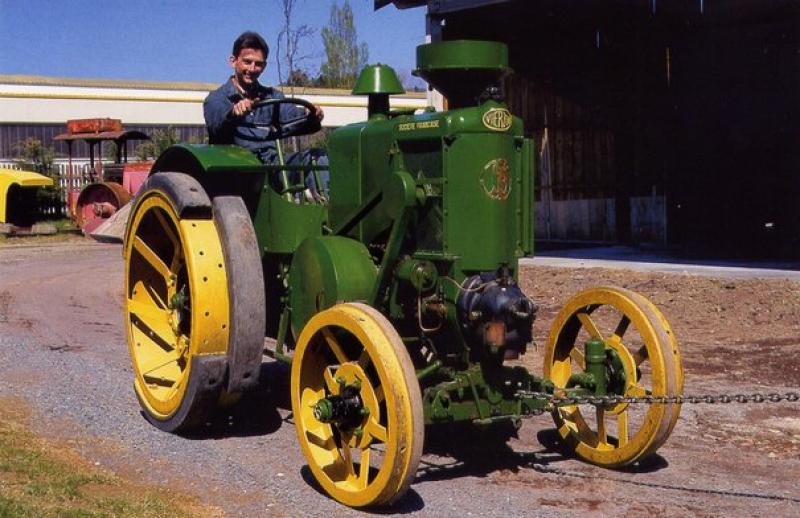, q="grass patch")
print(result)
[46,218,79,233]
[0,401,220,518]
